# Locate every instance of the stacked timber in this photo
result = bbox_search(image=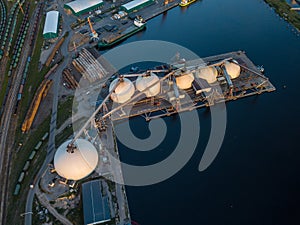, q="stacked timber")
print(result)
[21,79,53,133]
[72,48,108,82]
[62,68,79,89]
[45,37,65,67]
